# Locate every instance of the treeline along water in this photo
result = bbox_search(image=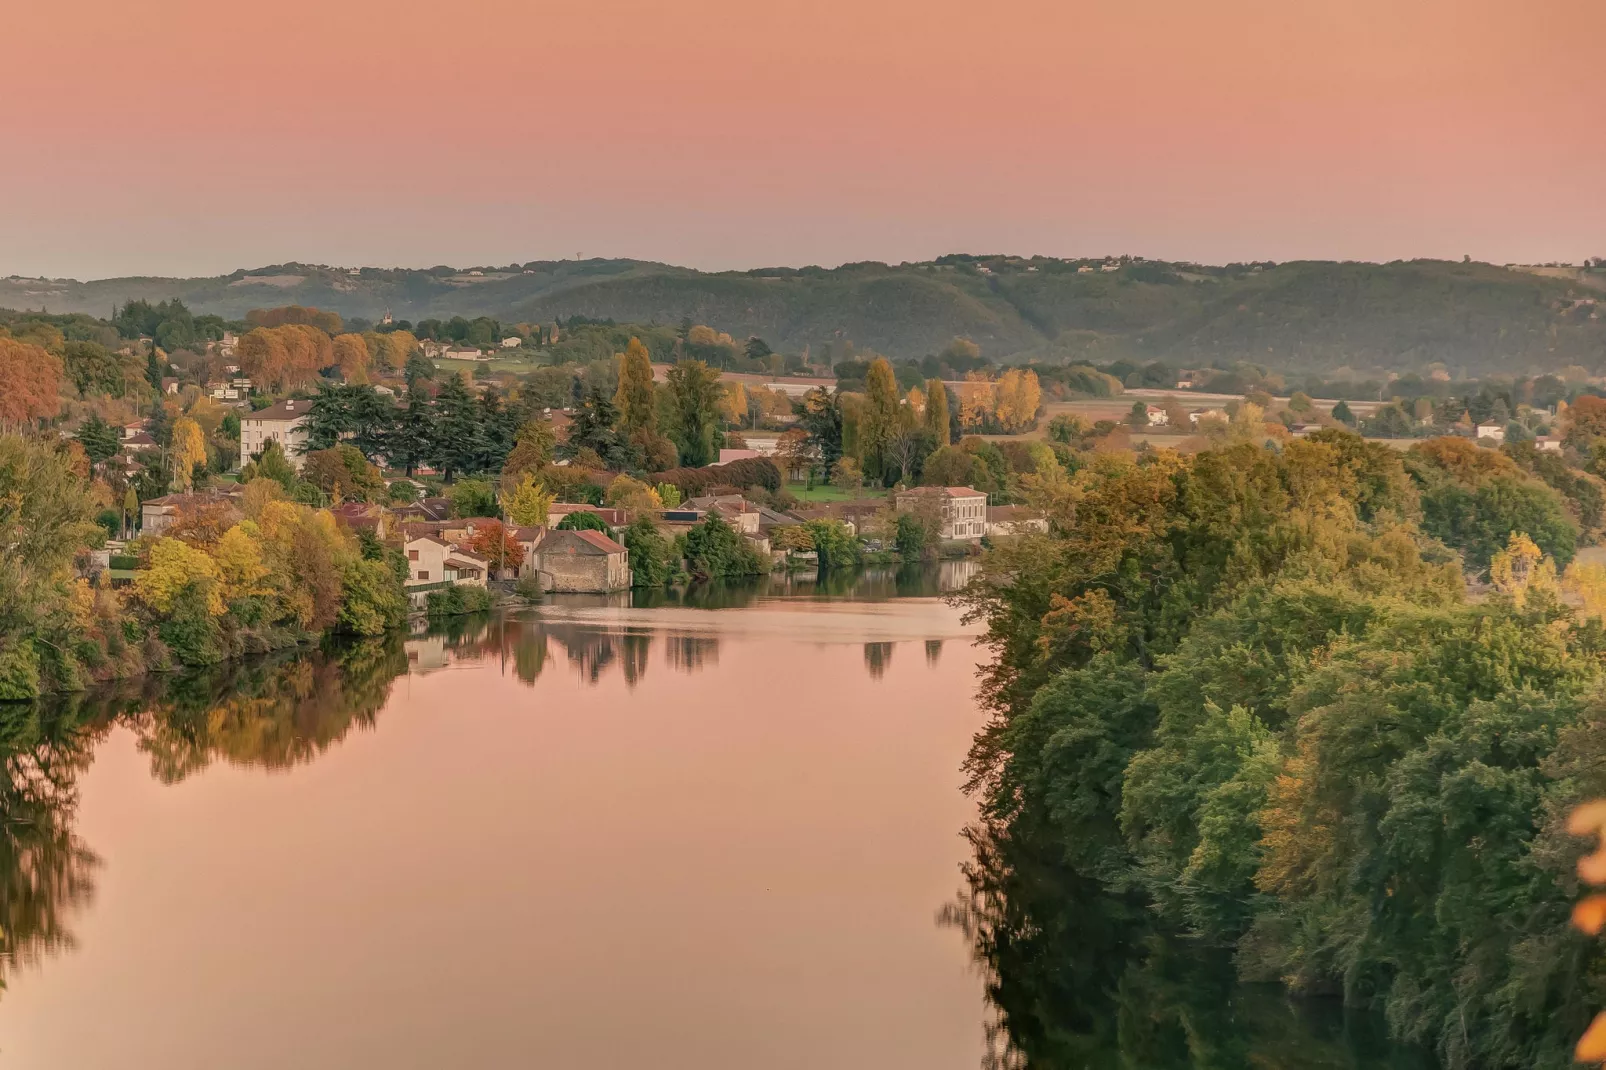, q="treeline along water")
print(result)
[0,575,1430,1067]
